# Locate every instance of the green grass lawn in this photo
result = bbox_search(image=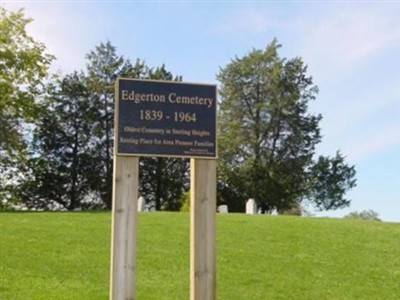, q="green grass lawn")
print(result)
[1,212,399,299]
